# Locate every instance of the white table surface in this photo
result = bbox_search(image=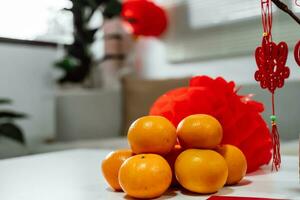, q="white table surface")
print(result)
[0,149,299,200]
